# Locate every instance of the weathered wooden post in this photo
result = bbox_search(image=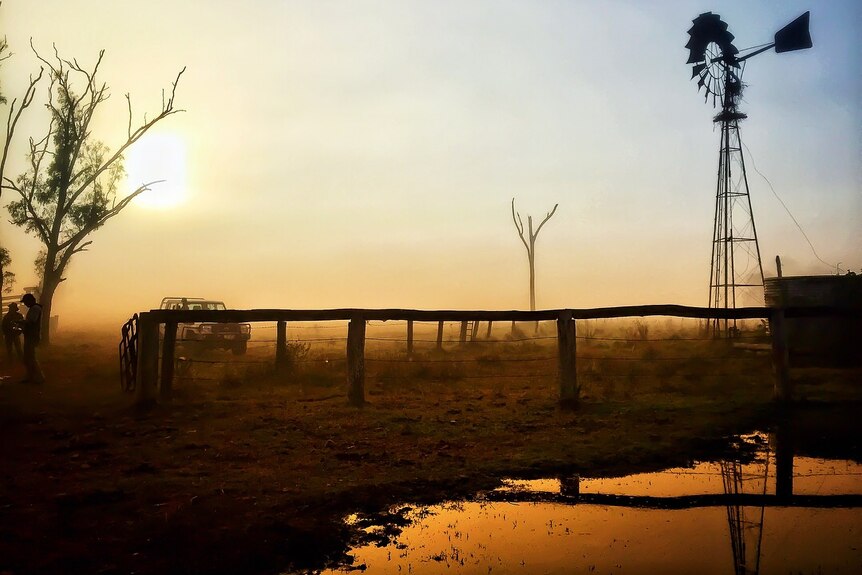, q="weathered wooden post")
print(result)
[560,474,580,499]
[160,321,177,400]
[407,320,414,356]
[347,315,366,406]
[136,312,160,407]
[470,320,480,341]
[275,320,288,371]
[557,310,578,407]
[436,321,444,351]
[459,321,468,344]
[774,423,793,499]
[769,307,792,402]
[486,321,493,339]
